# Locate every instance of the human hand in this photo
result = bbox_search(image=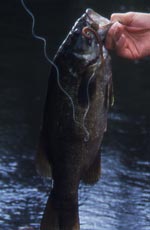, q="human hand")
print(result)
[106,12,150,59]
